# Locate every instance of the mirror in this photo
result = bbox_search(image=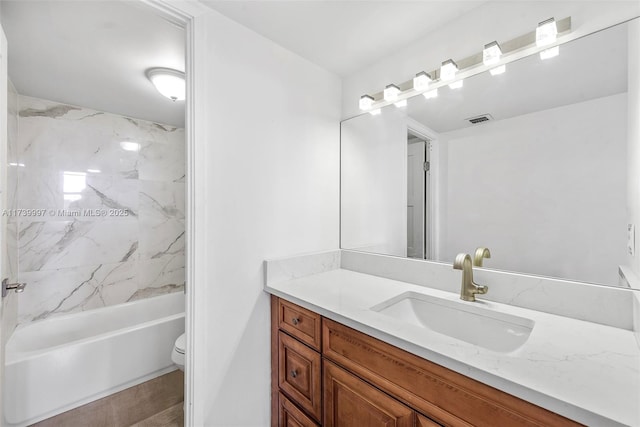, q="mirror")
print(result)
[341,18,638,288]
